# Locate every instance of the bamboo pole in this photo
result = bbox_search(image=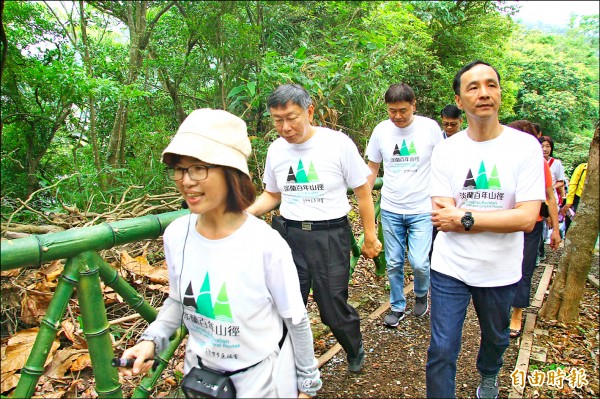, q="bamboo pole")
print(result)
[350,232,361,258]
[350,194,385,276]
[1,210,188,271]
[93,252,158,323]
[77,252,123,398]
[373,197,386,276]
[11,256,83,398]
[132,326,188,398]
